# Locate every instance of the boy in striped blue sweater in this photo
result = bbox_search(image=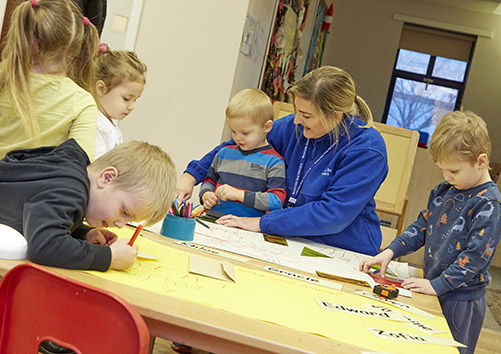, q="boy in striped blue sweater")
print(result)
[200,89,286,218]
[173,89,286,354]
